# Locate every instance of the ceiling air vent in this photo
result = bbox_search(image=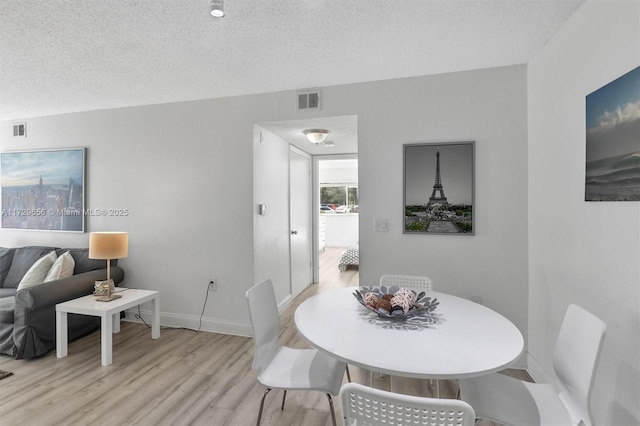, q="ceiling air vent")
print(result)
[13,122,26,137]
[297,90,322,111]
